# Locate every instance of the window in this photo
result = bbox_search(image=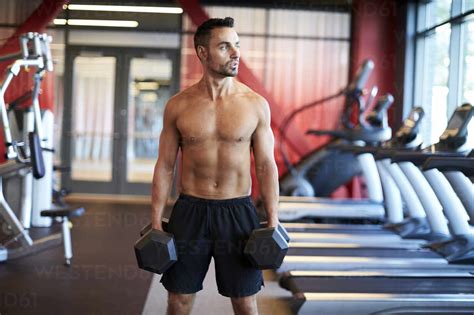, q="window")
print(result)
[414,0,474,146]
